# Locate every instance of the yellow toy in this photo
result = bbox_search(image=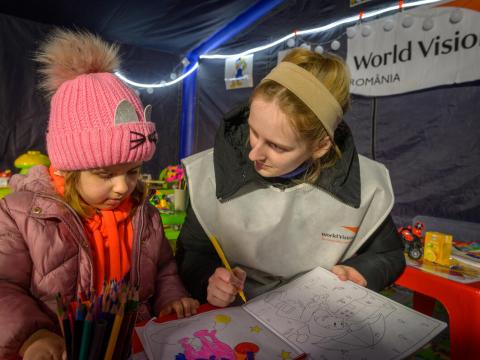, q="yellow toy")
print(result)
[423,231,453,266]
